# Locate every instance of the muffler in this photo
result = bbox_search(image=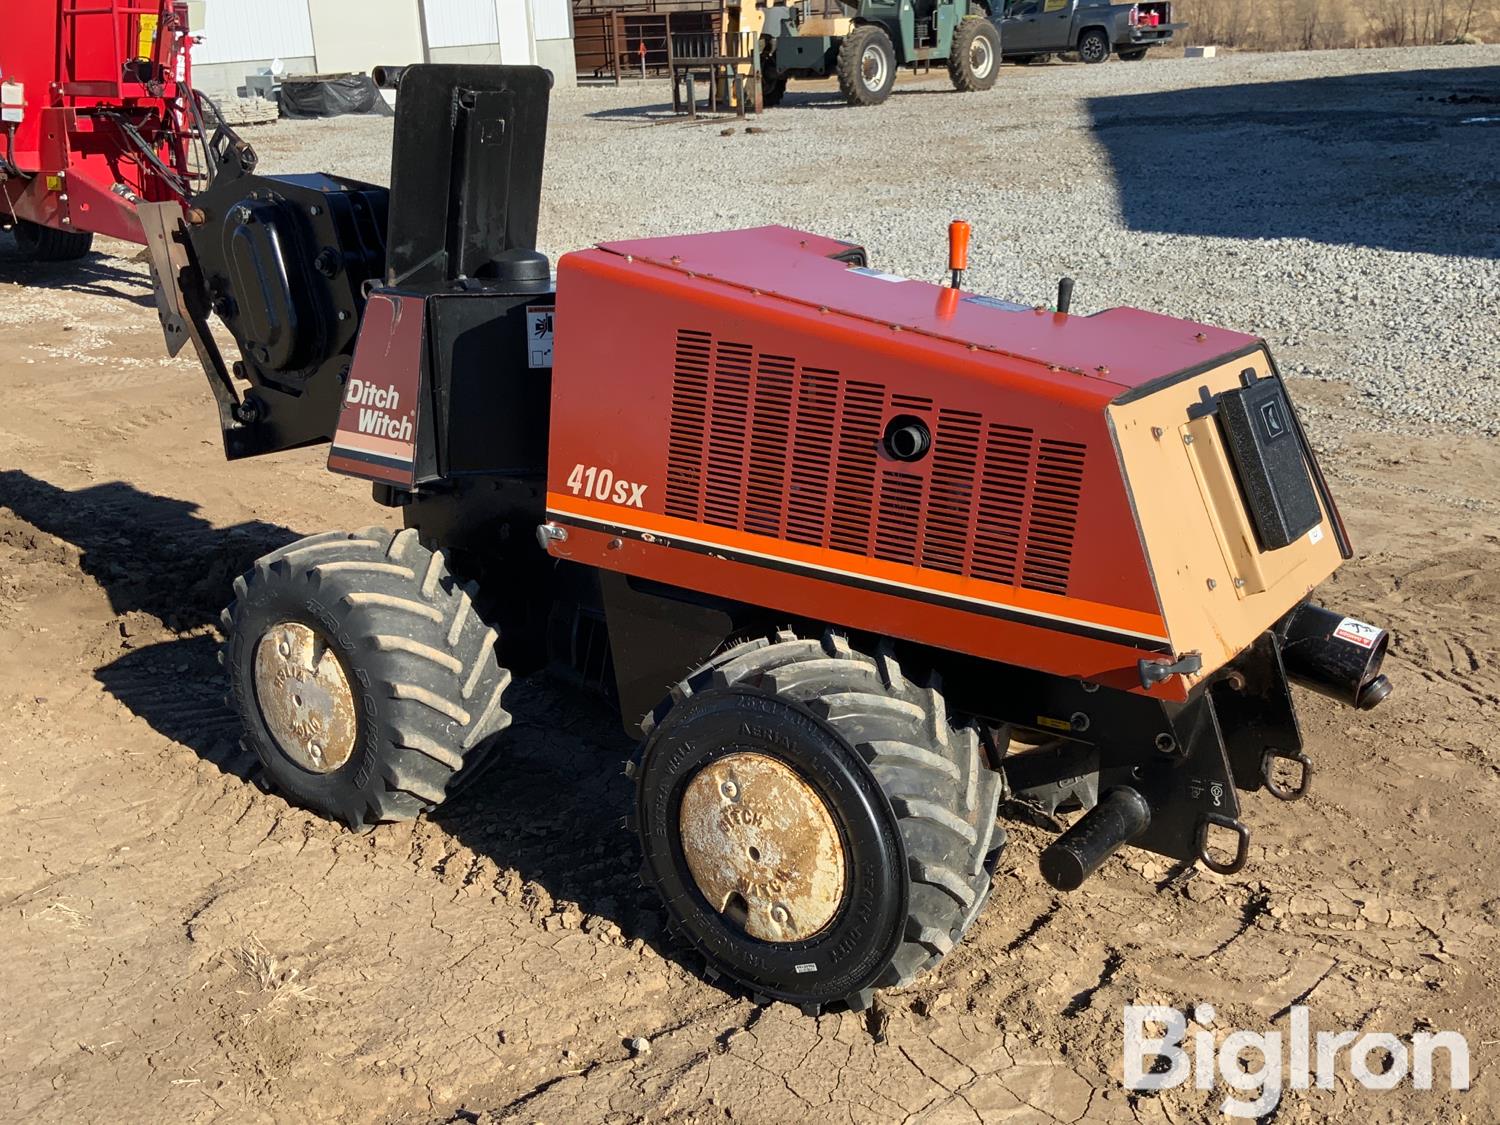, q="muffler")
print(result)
[373,65,407,90]
[1276,602,1392,710]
